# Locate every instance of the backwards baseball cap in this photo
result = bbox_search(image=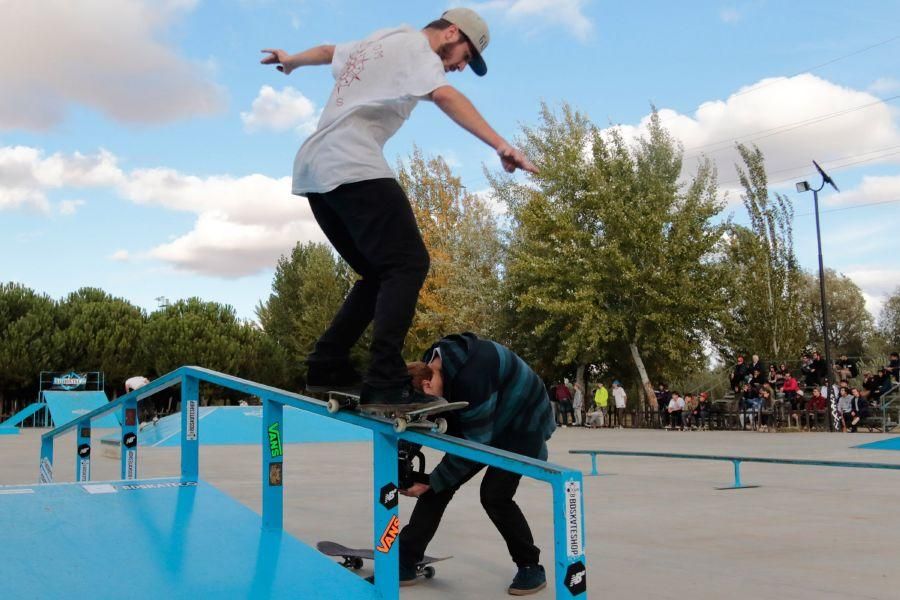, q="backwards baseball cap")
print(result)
[441,8,489,76]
